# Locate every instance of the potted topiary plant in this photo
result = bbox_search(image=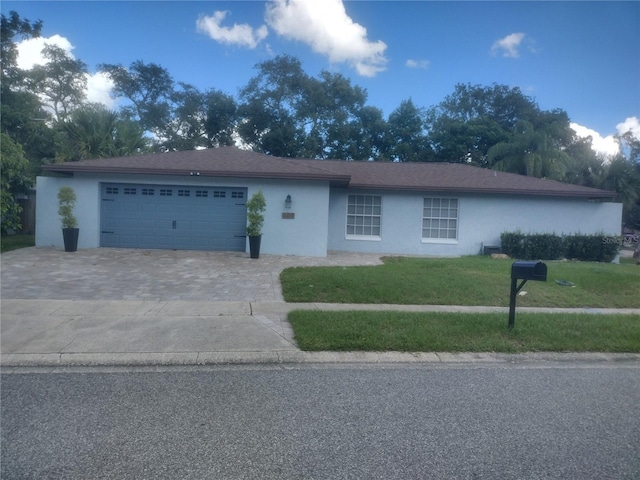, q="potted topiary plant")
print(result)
[246,189,266,259]
[58,186,79,252]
